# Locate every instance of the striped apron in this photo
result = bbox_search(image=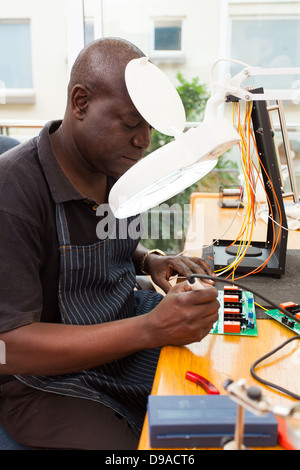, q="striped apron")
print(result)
[16,202,162,431]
